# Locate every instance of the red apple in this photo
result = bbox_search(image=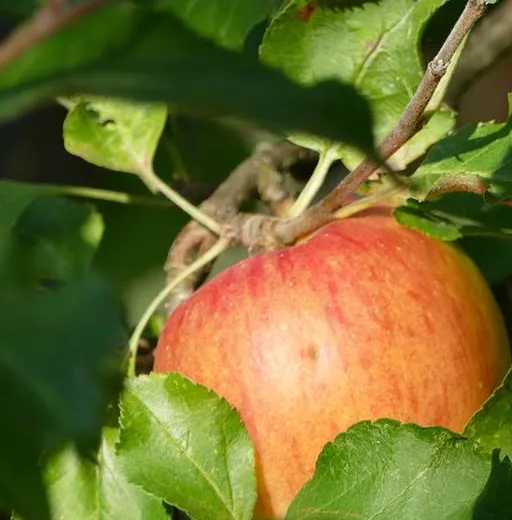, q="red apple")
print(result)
[154,208,510,519]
